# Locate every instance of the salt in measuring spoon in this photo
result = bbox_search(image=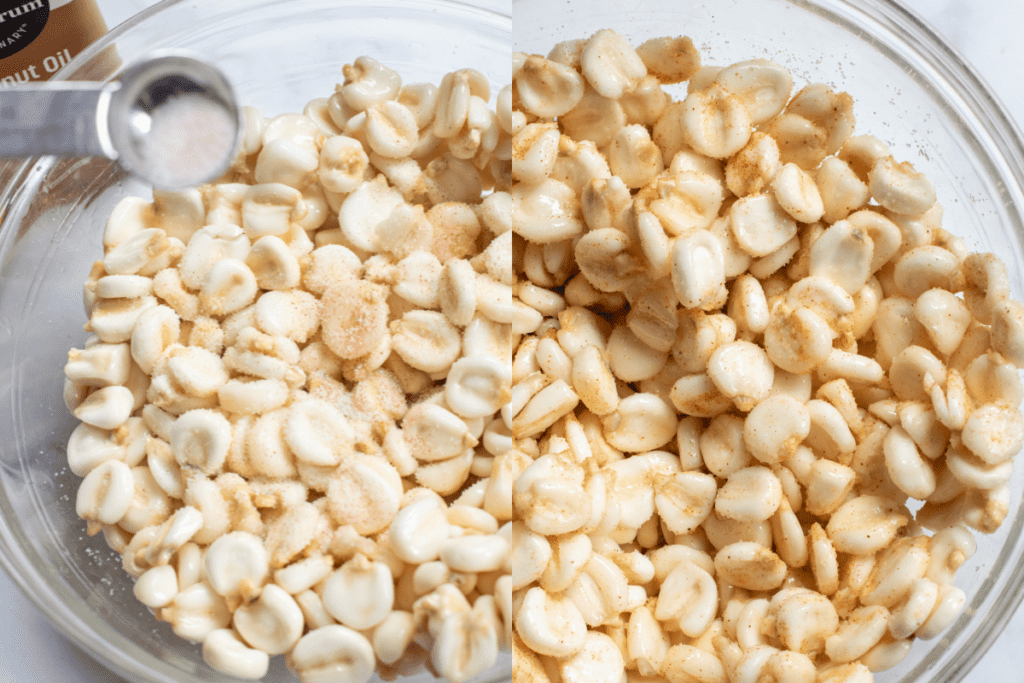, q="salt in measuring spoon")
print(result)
[0,51,240,189]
